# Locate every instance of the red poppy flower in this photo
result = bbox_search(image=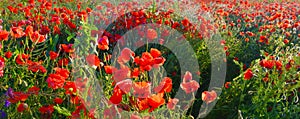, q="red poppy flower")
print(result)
[275,60,282,70]
[0,56,4,63]
[133,81,151,98]
[25,25,33,36]
[148,93,165,112]
[0,30,9,41]
[154,77,172,93]
[138,52,153,70]
[27,61,47,73]
[118,48,135,64]
[49,51,58,60]
[116,79,132,94]
[109,87,123,104]
[181,18,191,27]
[30,31,45,43]
[104,65,116,74]
[53,97,63,104]
[150,48,161,58]
[263,73,269,82]
[283,39,289,44]
[224,82,231,89]
[39,25,50,35]
[86,54,101,67]
[180,71,200,94]
[259,35,269,44]
[131,68,140,78]
[244,38,249,42]
[7,91,29,103]
[10,26,25,38]
[260,59,275,69]
[67,22,77,29]
[146,29,158,40]
[136,98,150,111]
[39,105,54,114]
[244,69,253,80]
[180,81,200,94]
[58,58,69,67]
[112,67,131,82]
[64,81,77,95]
[167,98,179,110]
[61,44,75,53]
[98,36,109,50]
[27,86,40,95]
[46,74,65,90]
[17,103,28,112]
[15,54,29,65]
[53,25,61,34]
[54,68,70,79]
[202,90,217,104]
[5,51,12,59]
